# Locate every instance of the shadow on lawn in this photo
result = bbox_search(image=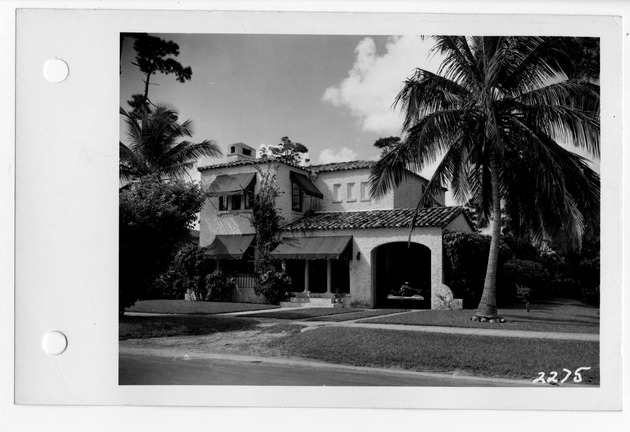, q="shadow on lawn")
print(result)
[119,315,260,340]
